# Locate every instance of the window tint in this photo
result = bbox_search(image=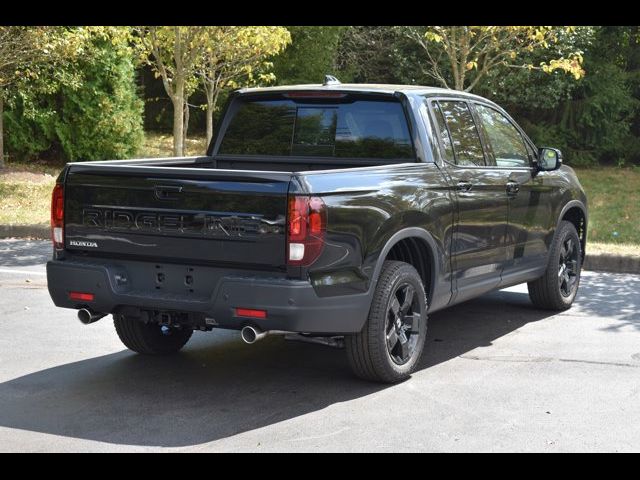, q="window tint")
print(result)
[431,102,455,163]
[437,101,485,166]
[292,107,338,156]
[218,98,414,160]
[476,104,530,168]
[219,100,295,156]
